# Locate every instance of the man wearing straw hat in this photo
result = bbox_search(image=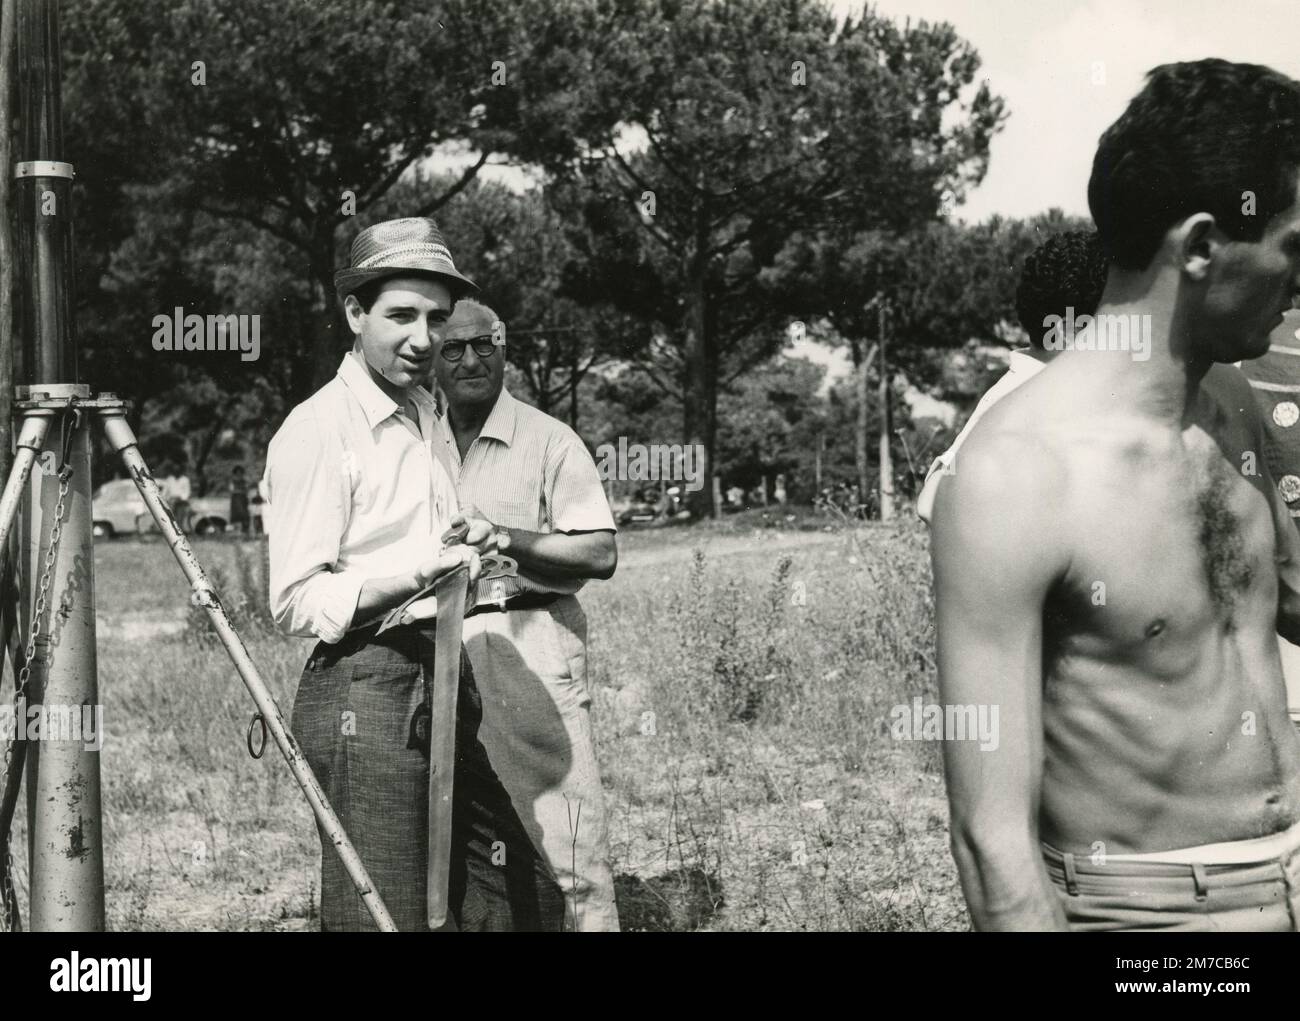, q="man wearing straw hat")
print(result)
[264,216,564,931]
